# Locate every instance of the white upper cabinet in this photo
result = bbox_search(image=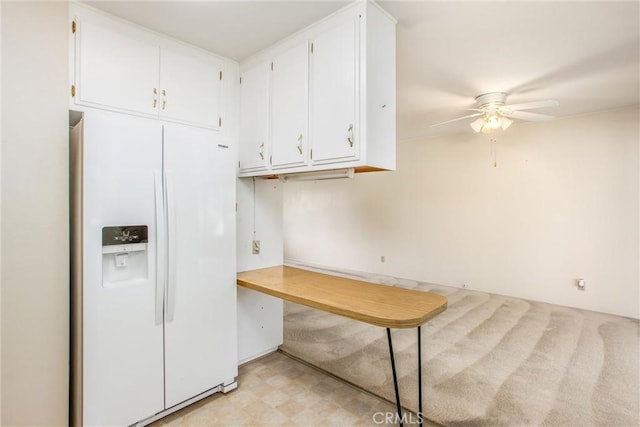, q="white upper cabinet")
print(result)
[71,5,227,131]
[238,1,396,177]
[308,18,358,164]
[270,41,309,169]
[159,47,223,129]
[75,20,160,117]
[239,62,270,172]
